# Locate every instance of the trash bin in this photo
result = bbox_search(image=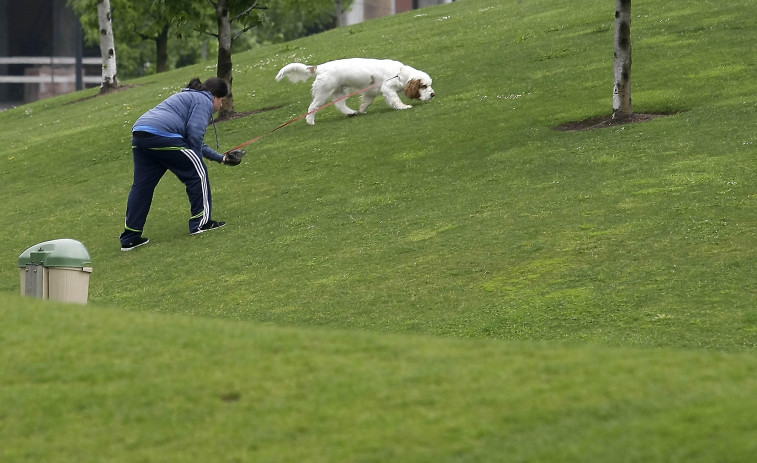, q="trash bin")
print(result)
[18,239,93,304]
